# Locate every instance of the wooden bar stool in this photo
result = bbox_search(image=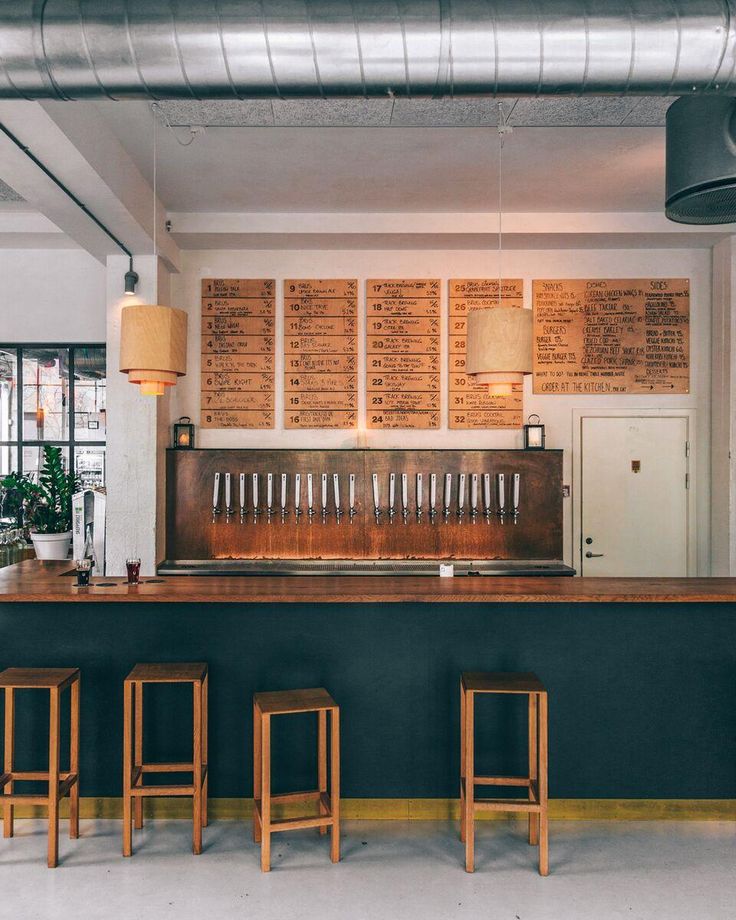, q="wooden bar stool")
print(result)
[253,688,340,872]
[0,667,80,868]
[123,663,208,857]
[460,671,549,875]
